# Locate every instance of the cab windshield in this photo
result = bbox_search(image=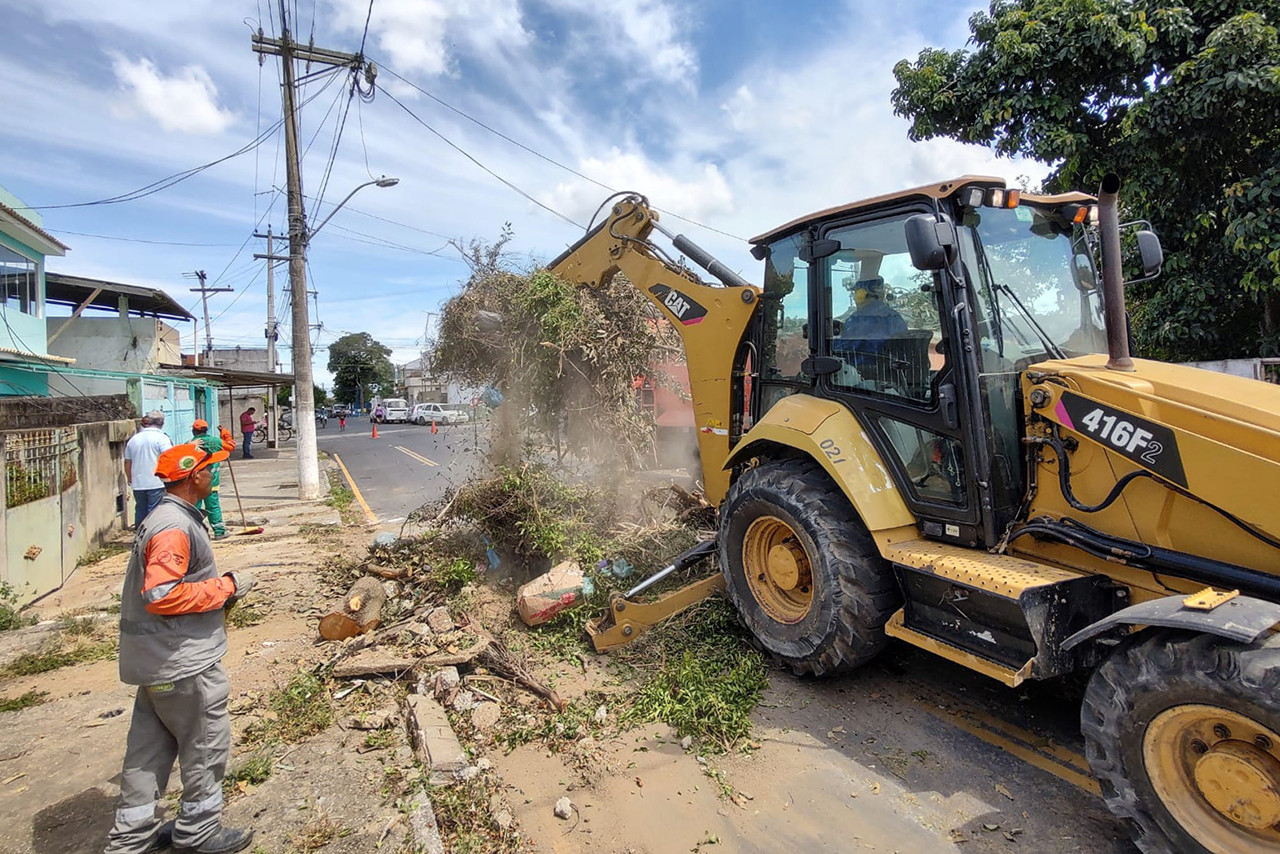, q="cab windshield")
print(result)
[959,205,1106,371]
